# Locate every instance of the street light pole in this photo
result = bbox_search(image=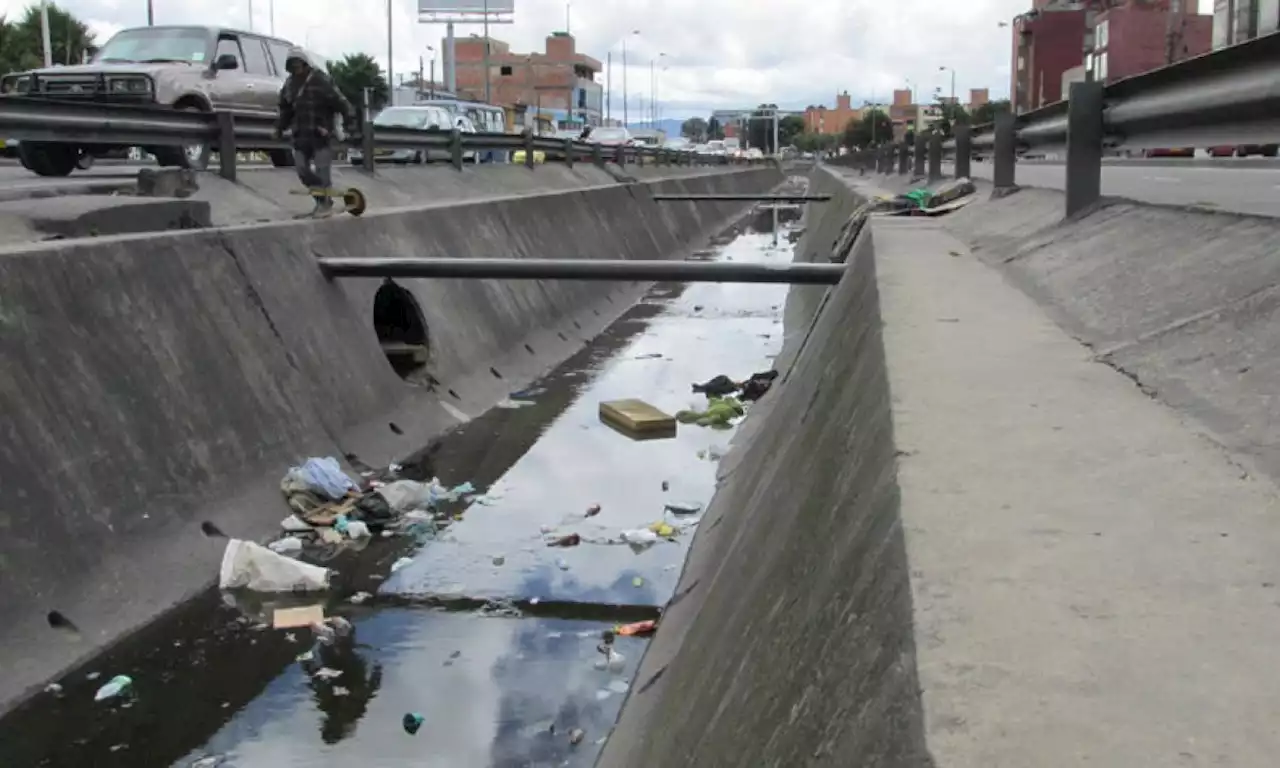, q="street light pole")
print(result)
[386,0,394,105]
[39,1,52,67]
[146,0,154,26]
[483,0,492,103]
[621,30,638,128]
